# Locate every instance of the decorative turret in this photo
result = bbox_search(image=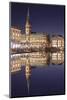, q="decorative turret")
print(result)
[25,8,31,35]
